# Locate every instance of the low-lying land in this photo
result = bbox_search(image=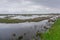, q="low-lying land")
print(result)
[0,17,51,23]
[42,18,60,40]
